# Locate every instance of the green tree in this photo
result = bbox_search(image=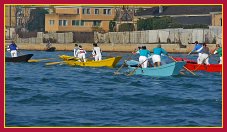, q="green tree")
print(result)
[152,17,172,29]
[118,23,134,32]
[137,16,208,30]
[109,21,116,32]
[137,17,173,30]
[137,18,153,30]
[136,8,145,14]
[26,8,48,32]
